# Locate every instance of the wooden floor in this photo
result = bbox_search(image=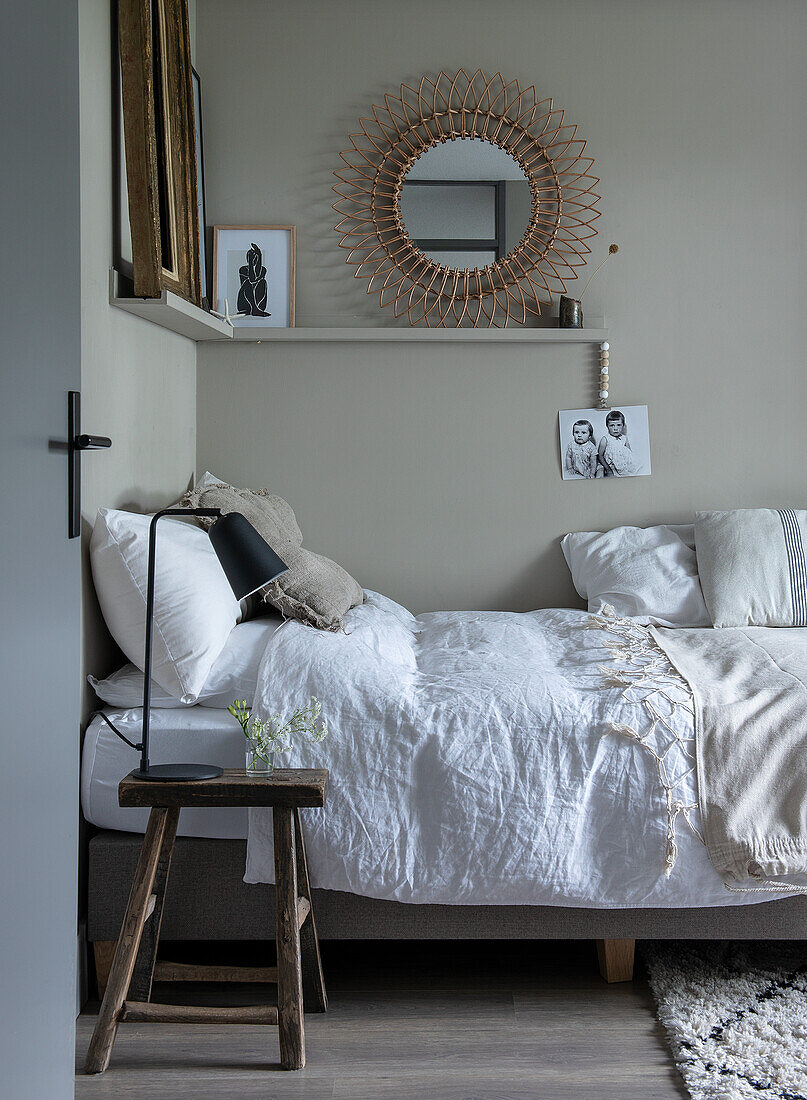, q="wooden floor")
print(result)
[75,941,687,1099]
